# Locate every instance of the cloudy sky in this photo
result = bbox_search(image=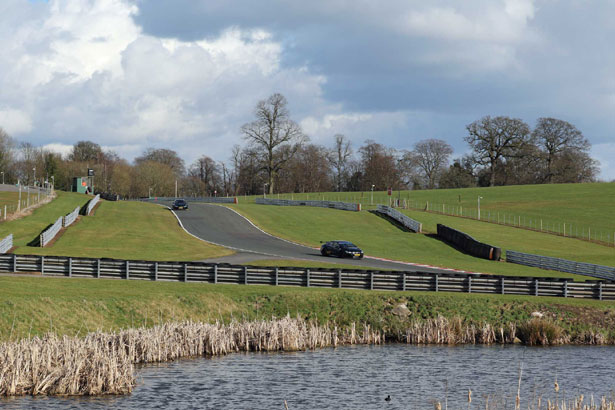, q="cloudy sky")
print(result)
[1,0,614,179]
